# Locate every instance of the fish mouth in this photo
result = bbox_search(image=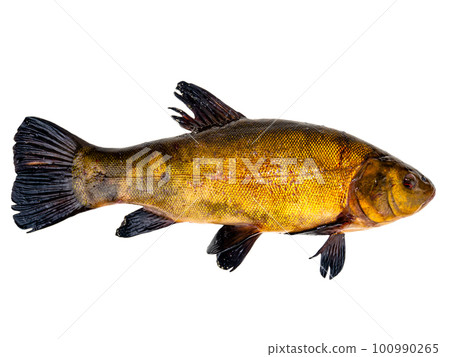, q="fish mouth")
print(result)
[420,183,436,210]
[426,183,436,203]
